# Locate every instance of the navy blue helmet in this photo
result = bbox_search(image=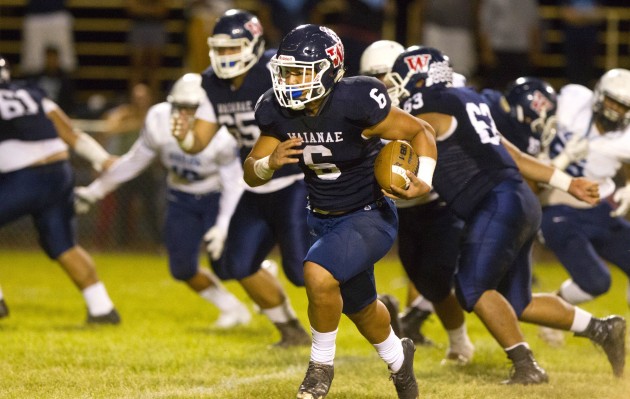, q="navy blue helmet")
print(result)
[387,46,453,104]
[0,55,10,83]
[504,77,557,143]
[207,9,265,79]
[270,24,345,110]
